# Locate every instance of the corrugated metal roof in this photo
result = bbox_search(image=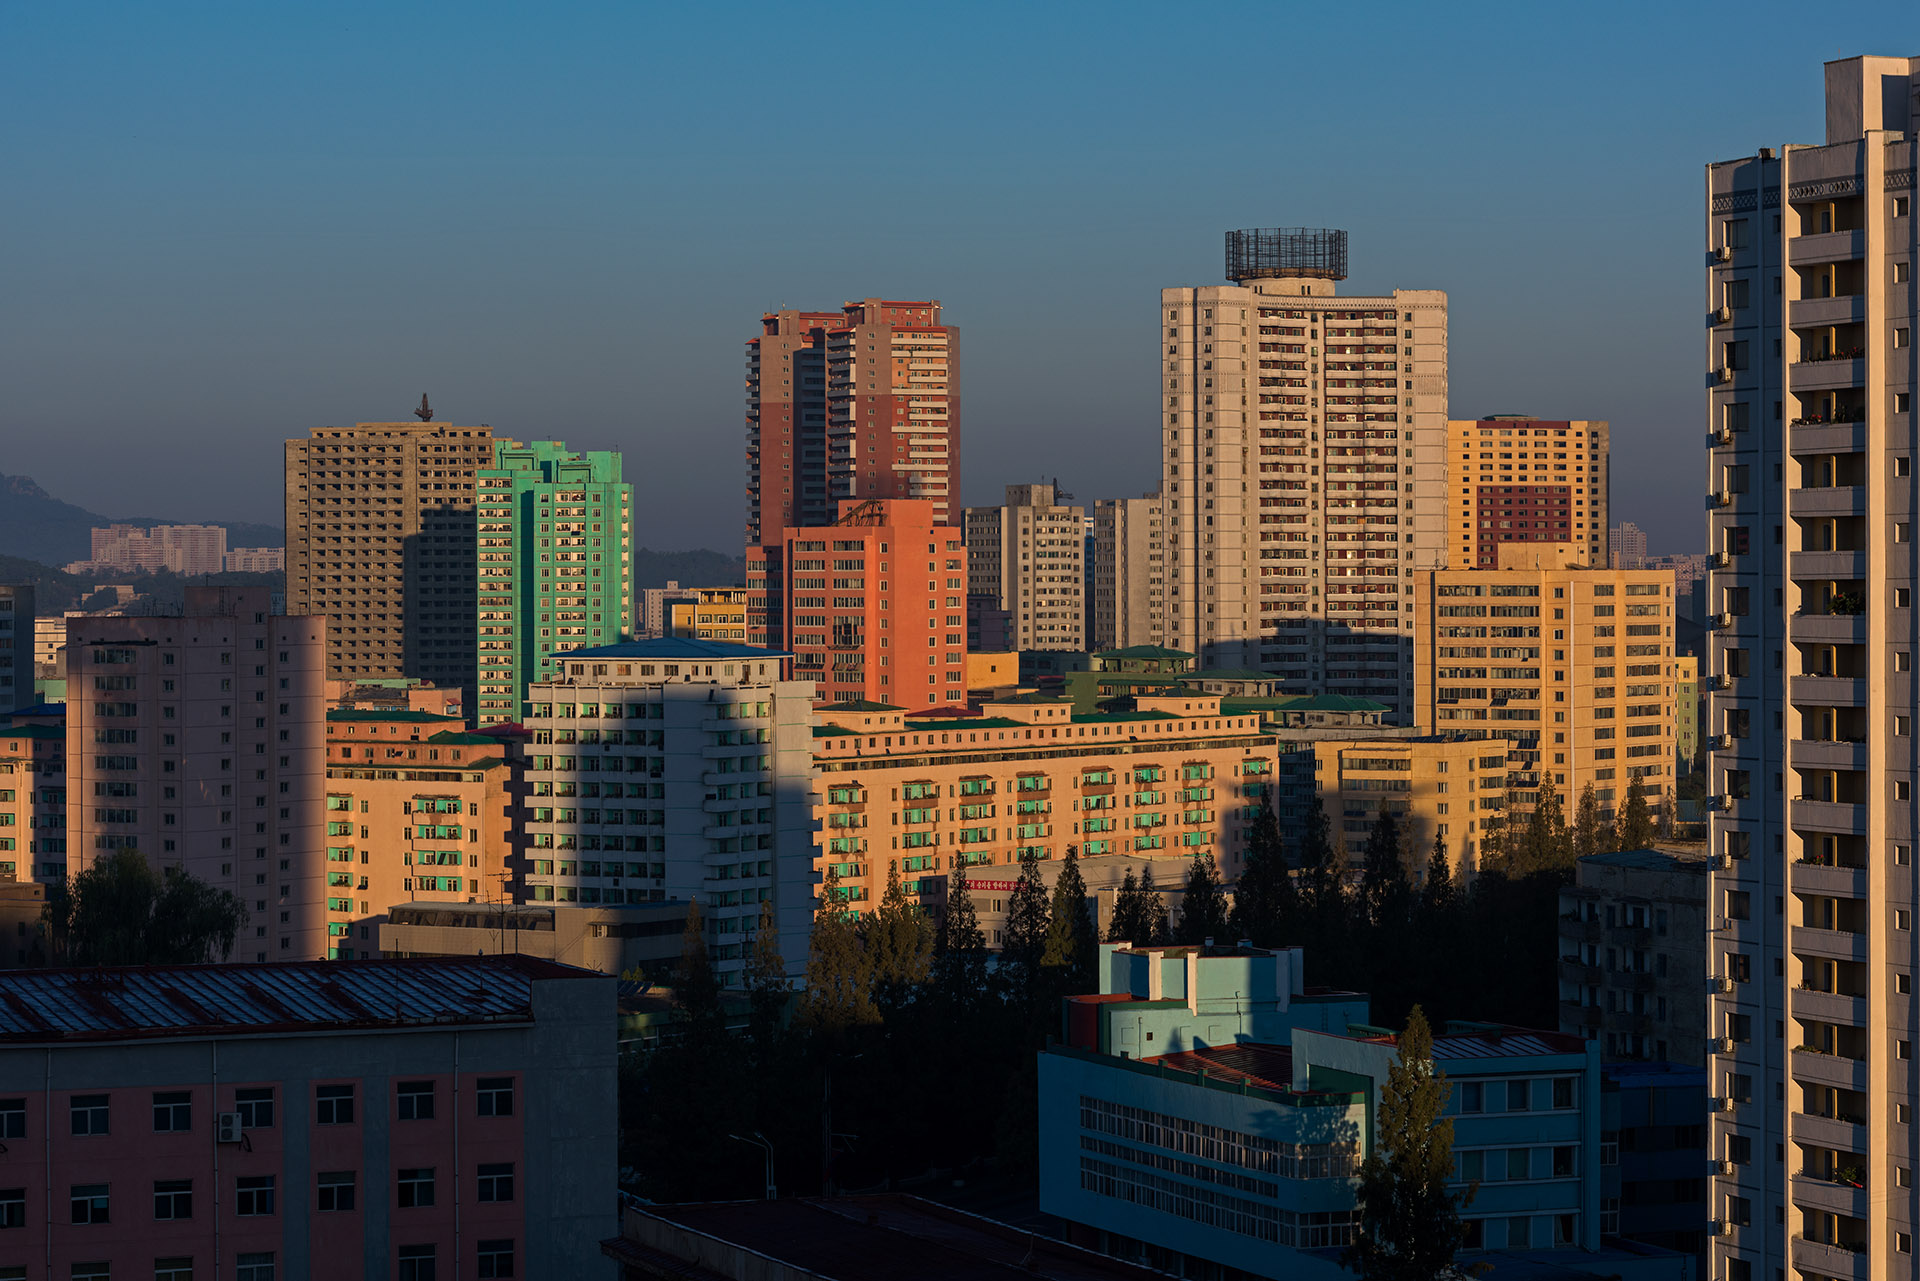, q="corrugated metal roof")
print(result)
[557,639,792,660]
[1431,1031,1586,1060]
[0,956,588,1043]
